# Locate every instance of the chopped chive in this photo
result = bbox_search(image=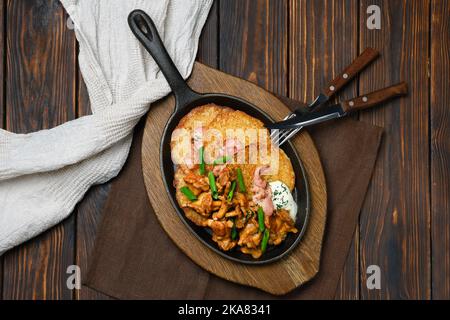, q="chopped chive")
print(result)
[261,229,270,254]
[231,219,238,241]
[227,181,237,202]
[236,168,246,193]
[213,155,231,165]
[199,147,206,175]
[258,207,265,232]
[180,186,197,201]
[208,171,219,200]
